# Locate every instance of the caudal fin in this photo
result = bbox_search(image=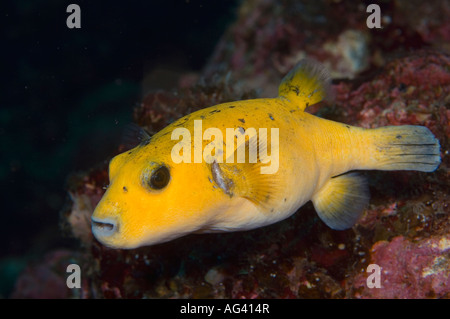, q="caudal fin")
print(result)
[368,125,441,172]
